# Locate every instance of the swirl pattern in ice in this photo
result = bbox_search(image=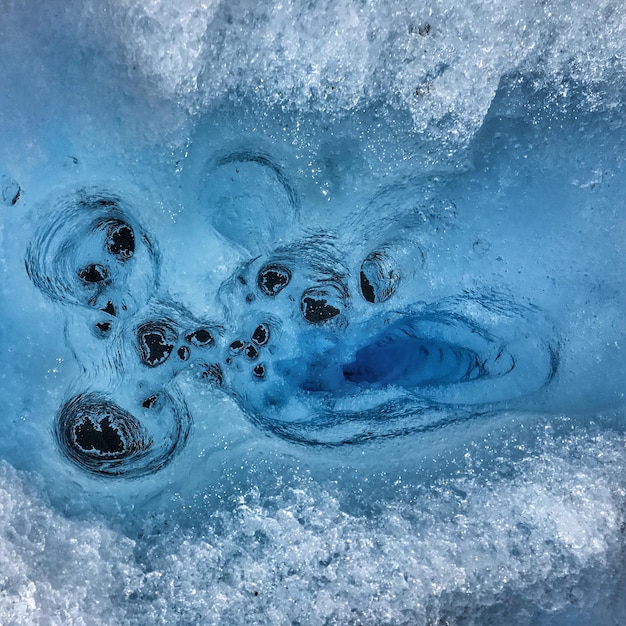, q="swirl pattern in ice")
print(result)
[25,189,160,318]
[215,237,559,445]
[25,168,559,474]
[55,389,190,478]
